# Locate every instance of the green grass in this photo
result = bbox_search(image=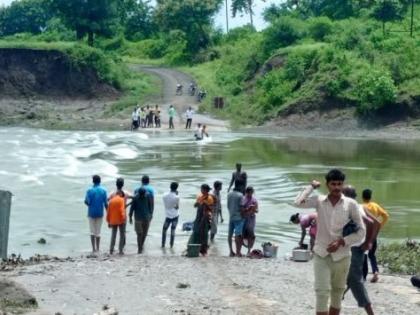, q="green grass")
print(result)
[377,241,420,274]
[179,61,250,128]
[104,67,161,116]
[122,56,166,66]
